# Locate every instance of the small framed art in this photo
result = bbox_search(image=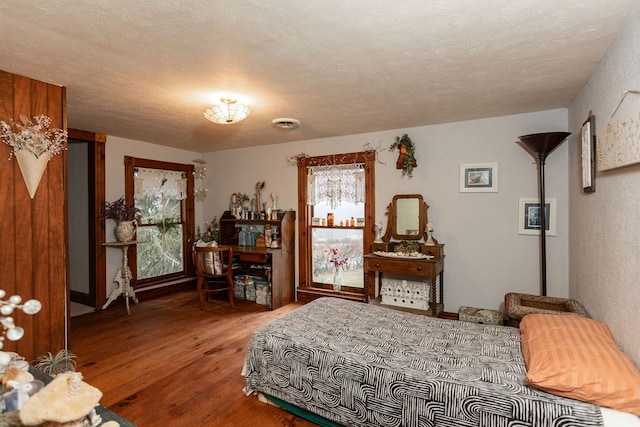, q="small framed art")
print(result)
[581,113,596,193]
[518,198,557,236]
[459,163,498,192]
